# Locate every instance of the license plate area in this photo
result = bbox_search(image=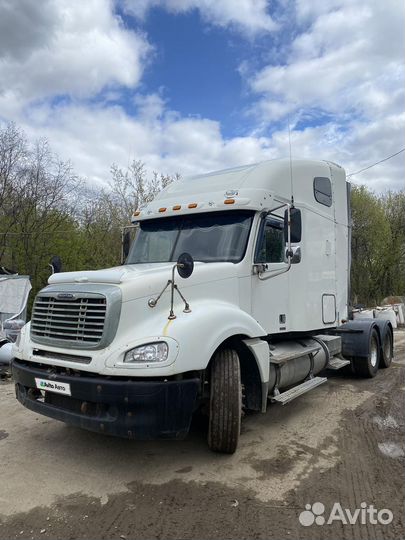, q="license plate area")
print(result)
[35,377,71,396]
